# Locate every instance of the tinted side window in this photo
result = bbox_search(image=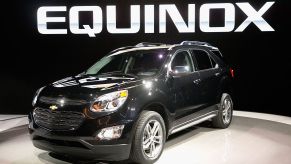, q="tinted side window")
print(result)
[191,50,212,70]
[171,51,193,73]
